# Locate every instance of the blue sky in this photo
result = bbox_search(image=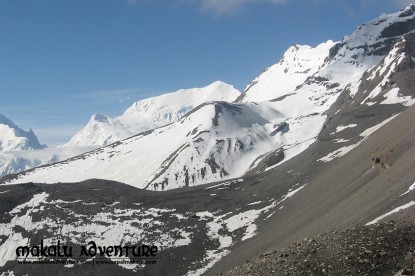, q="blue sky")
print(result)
[0,0,412,146]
